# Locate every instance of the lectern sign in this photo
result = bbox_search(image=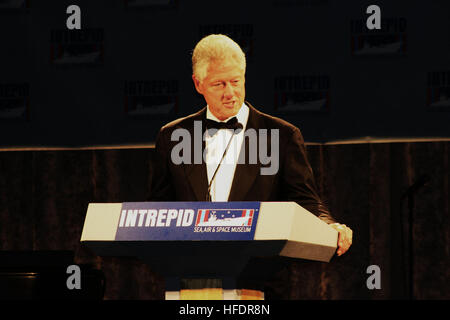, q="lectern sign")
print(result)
[114,202,261,241]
